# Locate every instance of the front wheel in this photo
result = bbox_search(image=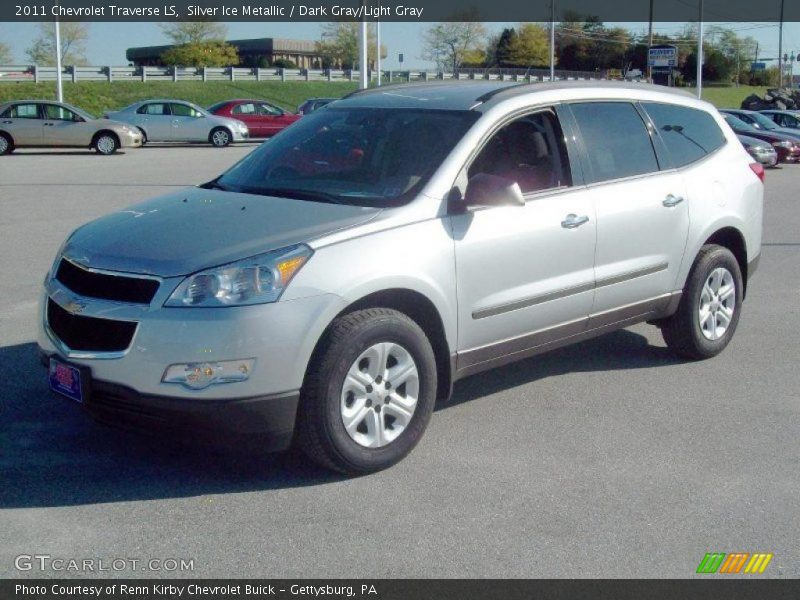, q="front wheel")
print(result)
[661,244,743,360]
[297,308,437,475]
[94,133,118,155]
[209,127,231,147]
